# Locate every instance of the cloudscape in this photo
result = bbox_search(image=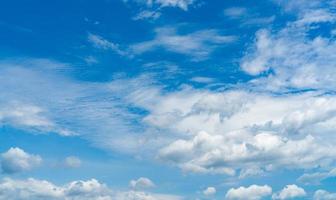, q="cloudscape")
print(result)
[1,0,336,199]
